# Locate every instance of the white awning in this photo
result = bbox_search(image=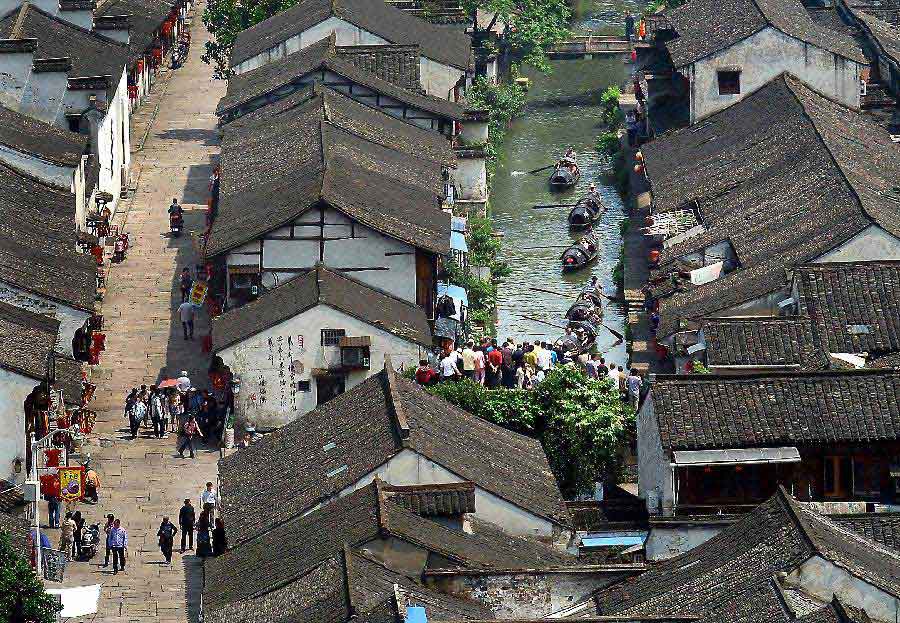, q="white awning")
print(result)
[46,584,101,618]
[672,447,800,466]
